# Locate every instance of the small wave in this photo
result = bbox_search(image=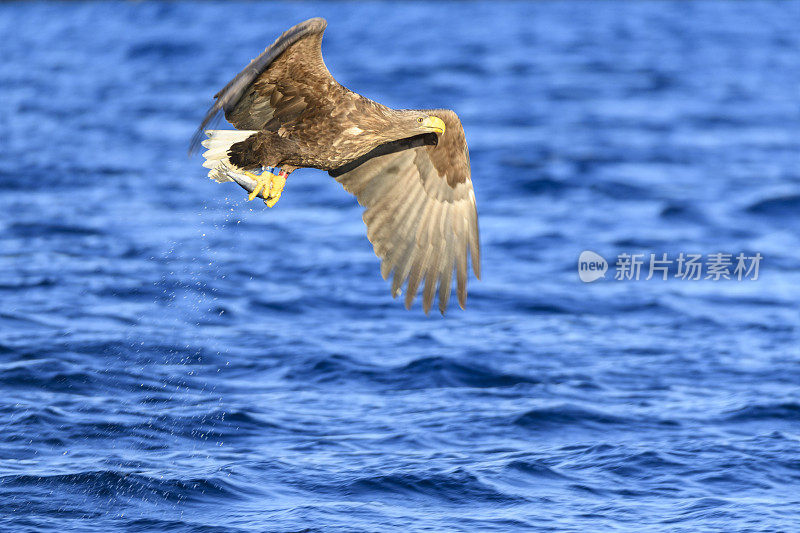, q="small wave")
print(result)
[660,202,707,222]
[0,277,57,290]
[396,357,541,389]
[519,177,572,195]
[506,460,570,480]
[599,450,687,478]
[513,404,629,430]
[345,468,524,504]
[7,222,102,238]
[589,181,655,201]
[0,470,245,503]
[284,354,540,389]
[150,409,285,441]
[124,518,240,533]
[722,402,800,422]
[745,194,800,217]
[127,41,195,60]
[0,361,99,394]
